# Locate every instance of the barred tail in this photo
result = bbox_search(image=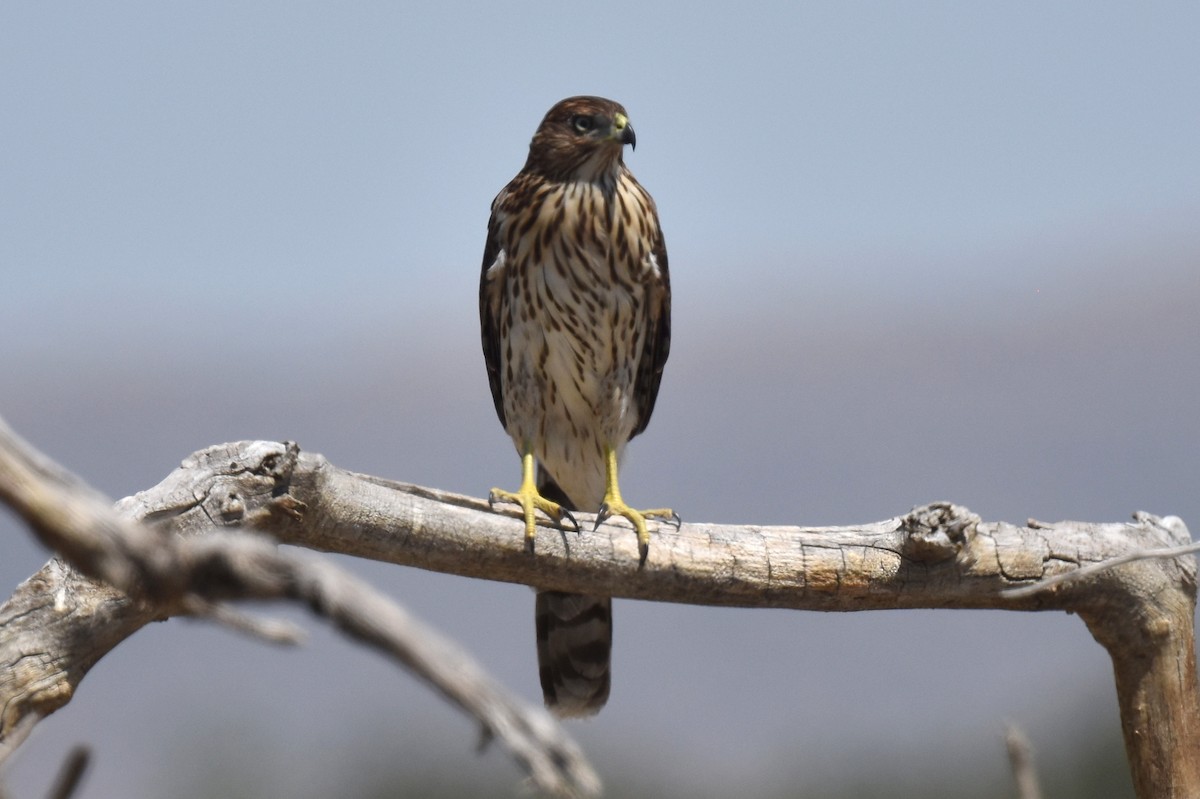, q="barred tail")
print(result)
[535,592,612,716]
[535,467,612,717]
